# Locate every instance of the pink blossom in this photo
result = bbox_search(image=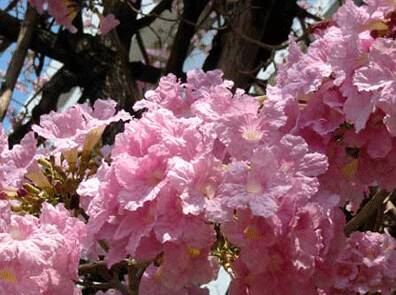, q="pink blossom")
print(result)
[32,99,130,152]
[29,0,78,33]
[354,38,396,135]
[0,201,86,294]
[99,14,120,35]
[318,232,396,294]
[0,129,39,192]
